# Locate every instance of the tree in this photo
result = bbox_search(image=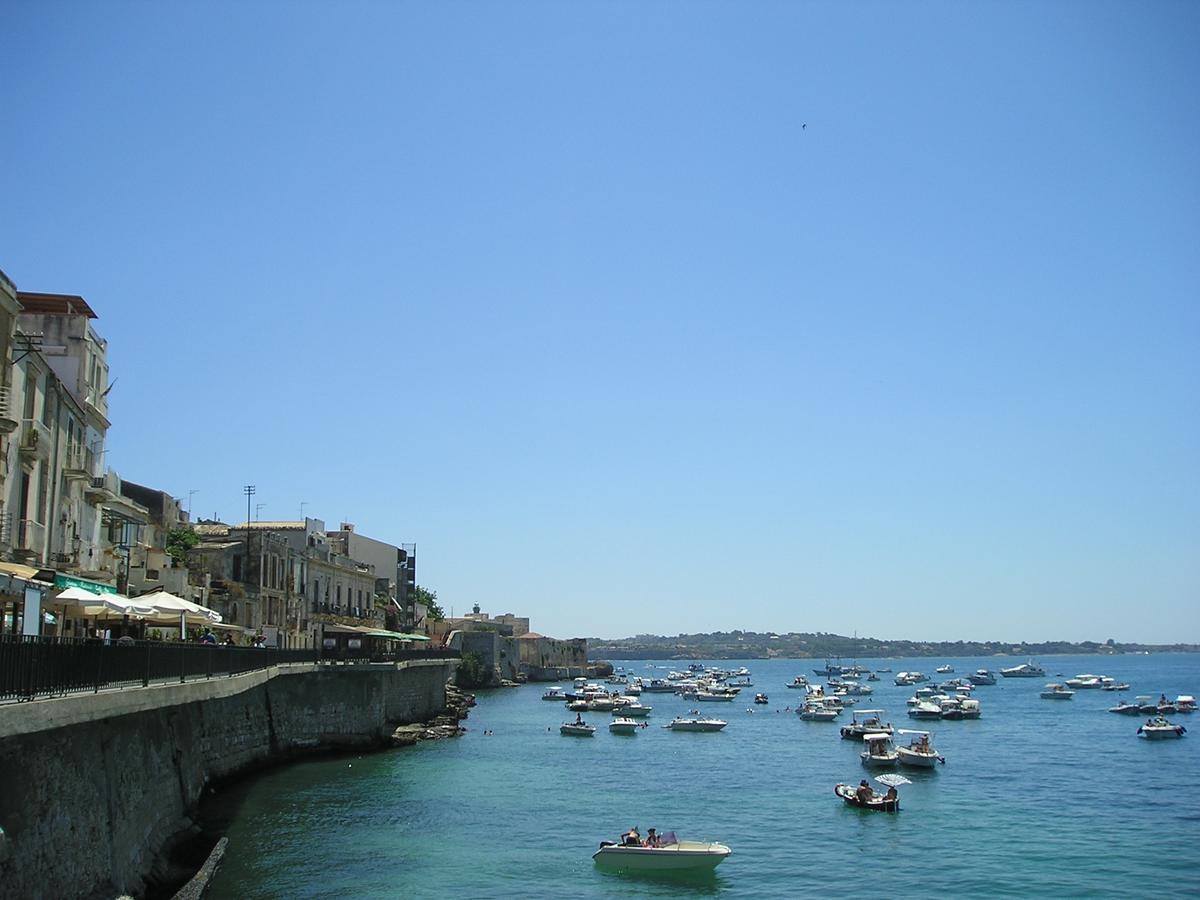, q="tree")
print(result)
[166,527,201,567]
[455,650,489,688]
[413,584,444,621]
